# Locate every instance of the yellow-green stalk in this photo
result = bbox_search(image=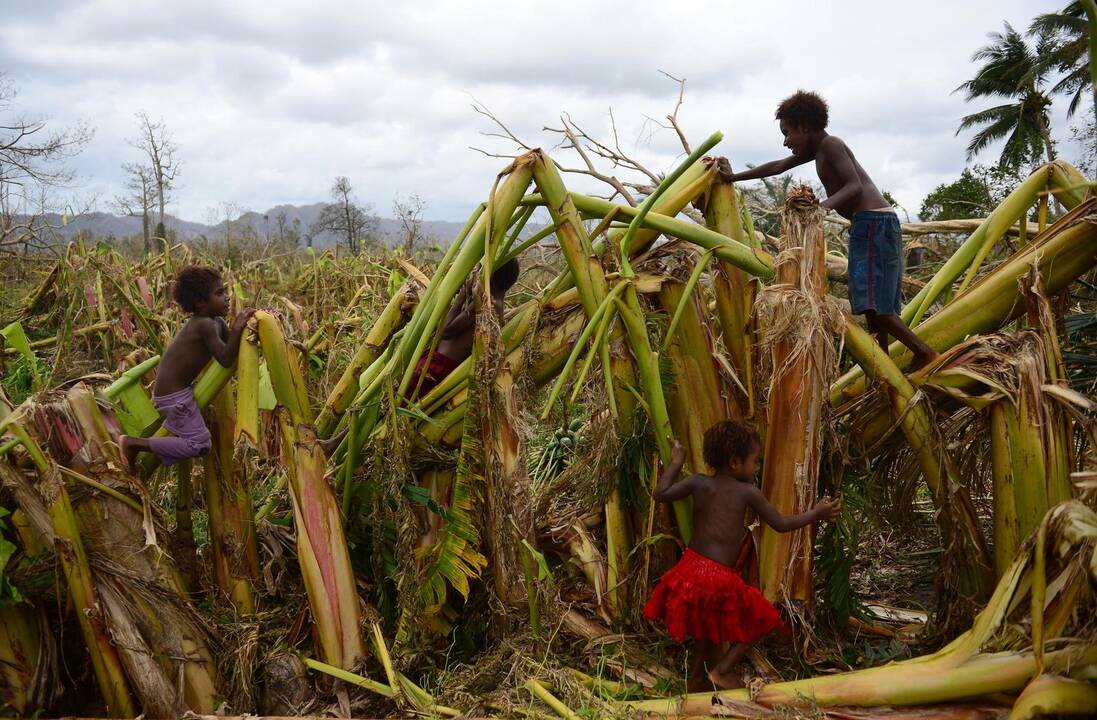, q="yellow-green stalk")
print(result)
[0,604,46,714]
[990,403,1021,578]
[234,325,260,446]
[903,167,1049,328]
[1009,674,1097,720]
[204,386,258,614]
[529,153,640,609]
[256,311,364,668]
[706,175,756,418]
[659,278,733,540]
[316,281,417,437]
[102,354,162,436]
[842,322,993,616]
